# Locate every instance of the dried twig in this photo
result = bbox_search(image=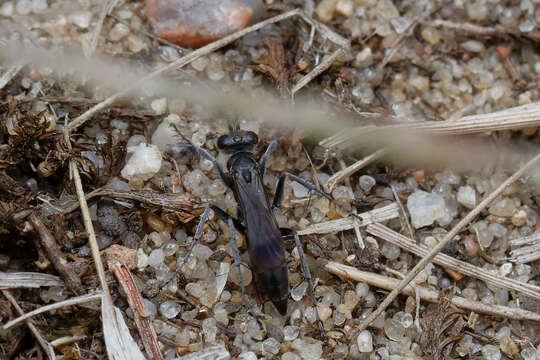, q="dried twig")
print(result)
[297,202,399,235]
[29,213,83,295]
[66,9,349,132]
[373,7,439,87]
[49,335,87,348]
[0,272,63,289]
[110,264,162,360]
[324,149,386,192]
[58,188,199,217]
[177,345,230,360]
[321,102,540,149]
[352,151,540,336]
[2,292,103,330]
[424,19,540,42]
[389,183,414,239]
[1,289,56,359]
[509,231,540,263]
[325,262,540,322]
[0,64,23,89]
[339,159,364,248]
[87,0,120,58]
[367,223,540,300]
[510,242,540,264]
[291,48,344,96]
[66,112,146,359]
